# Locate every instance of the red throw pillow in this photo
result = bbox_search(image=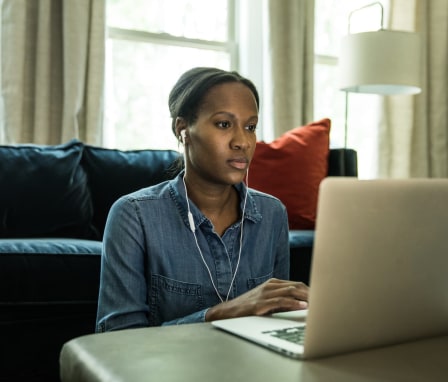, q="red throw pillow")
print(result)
[249,119,331,230]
